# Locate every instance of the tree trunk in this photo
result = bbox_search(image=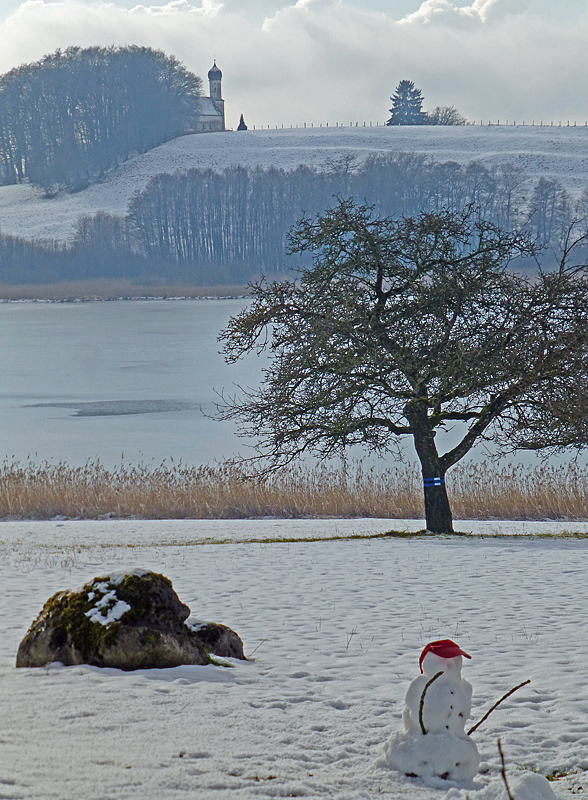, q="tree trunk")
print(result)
[406,400,454,534]
[422,475,453,534]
